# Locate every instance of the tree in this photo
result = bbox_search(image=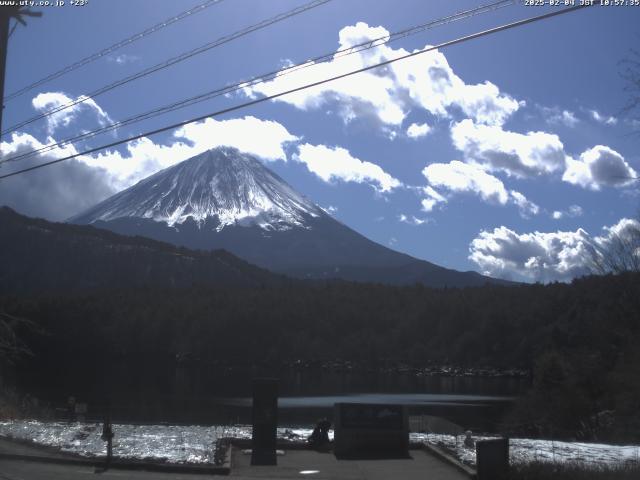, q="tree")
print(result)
[589,216,640,275]
[620,46,640,129]
[0,311,37,365]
